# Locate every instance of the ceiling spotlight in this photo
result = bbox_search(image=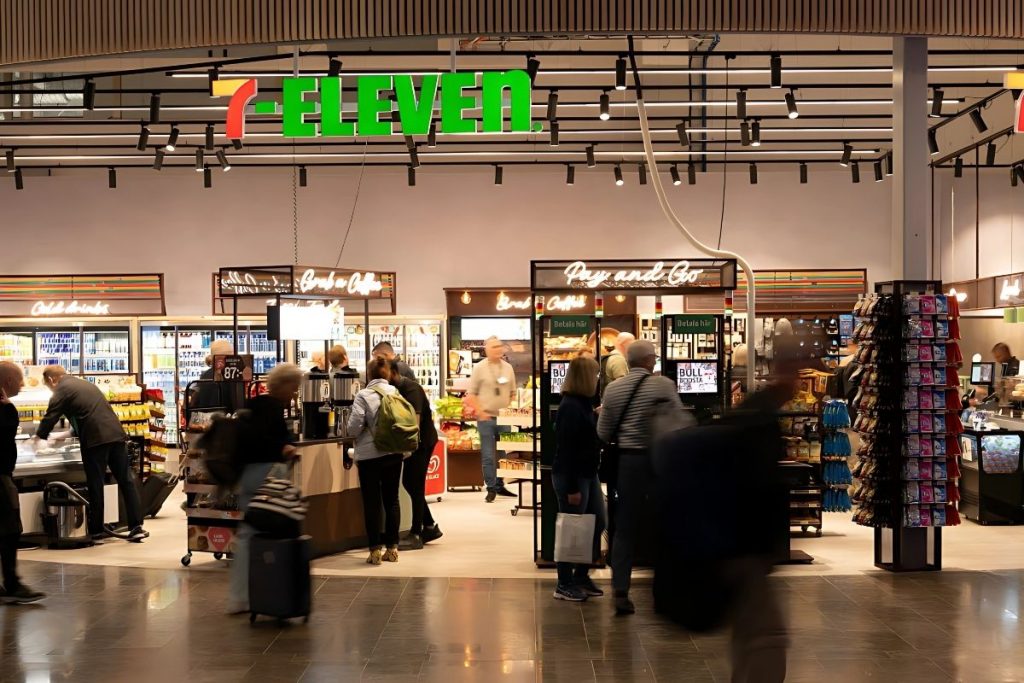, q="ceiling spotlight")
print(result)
[5,149,14,173]
[327,55,342,78]
[749,162,758,185]
[407,166,416,187]
[928,128,939,155]
[751,120,761,147]
[409,144,420,168]
[216,149,231,172]
[299,165,307,187]
[550,121,559,147]
[851,161,861,183]
[740,120,751,146]
[599,91,610,121]
[638,163,647,186]
[885,151,894,176]
[840,142,852,167]
[930,88,944,118]
[153,149,165,170]
[546,90,558,122]
[614,164,624,186]
[165,125,179,151]
[231,138,243,151]
[208,67,219,97]
[83,79,96,110]
[676,121,690,147]
[670,164,681,186]
[205,124,215,151]
[615,56,627,90]
[987,142,997,166]
[148,93,161,124]
[874,160,884,182]
[494,165,503,186]
[203,165,212,188]
[108,167,117,189]
[954,156,963,178]
[195,148,204,172]
[970,108,988,133]
[586,144,596,168]
[785,89,799,119]
[526,55,540,82]
[770,54,782,88]
[687,161,697,185]
[736,89,747,120]
[136,125,150,151]
[799,161,808,184]
[13,167,23,190]
[566,164,575,186]
[427,121,437,147]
